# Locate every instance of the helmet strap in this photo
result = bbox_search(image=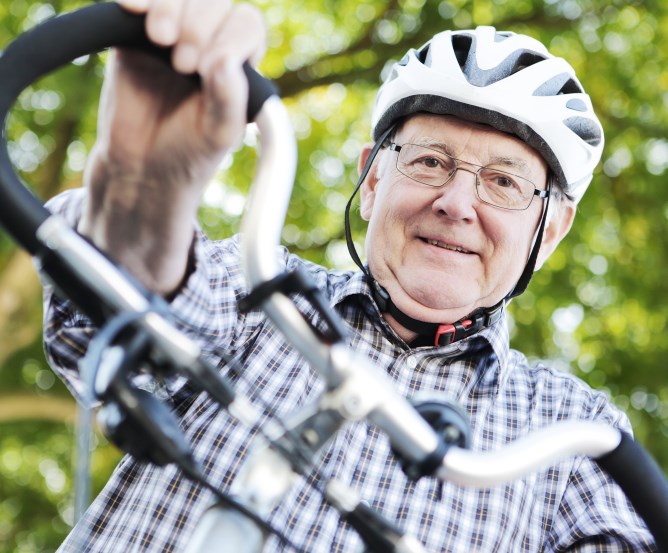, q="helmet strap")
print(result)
[505,176,553,300]
[344,125,394,273]
[376,279,505,347]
